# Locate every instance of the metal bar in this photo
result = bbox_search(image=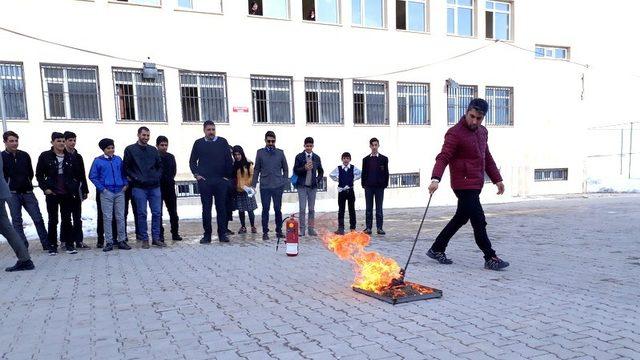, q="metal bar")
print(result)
[401,193,432,277]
